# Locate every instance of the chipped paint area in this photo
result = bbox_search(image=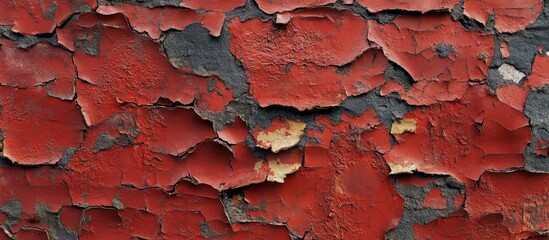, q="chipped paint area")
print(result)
[391,118,417,135]
[254,119,306,153]
[0,0,548,239]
